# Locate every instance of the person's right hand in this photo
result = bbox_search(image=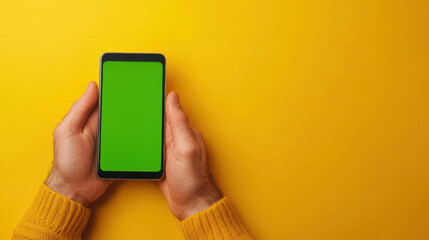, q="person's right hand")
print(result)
[159,92,223,221]
[46,82,112,207]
